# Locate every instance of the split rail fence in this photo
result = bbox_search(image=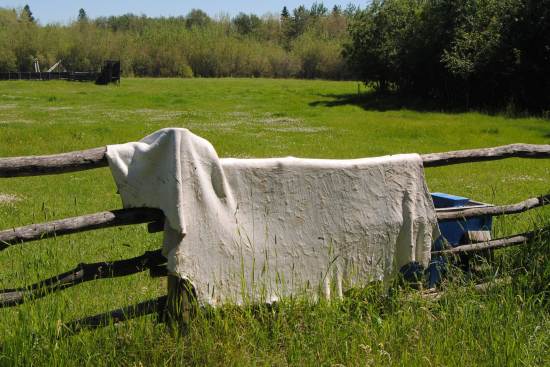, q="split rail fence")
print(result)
[0,143,549,332]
